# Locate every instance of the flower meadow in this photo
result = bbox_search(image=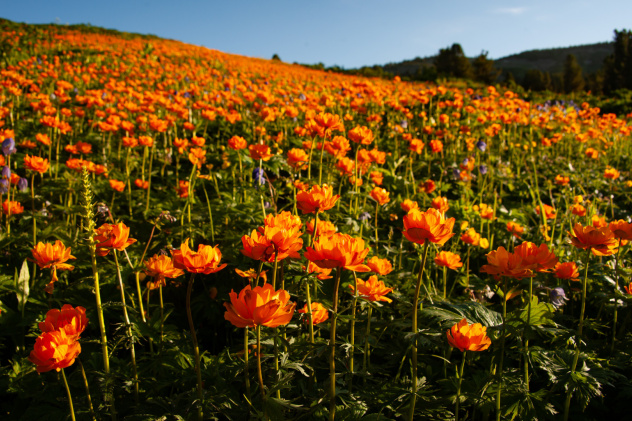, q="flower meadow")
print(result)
[1,19,632,421]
